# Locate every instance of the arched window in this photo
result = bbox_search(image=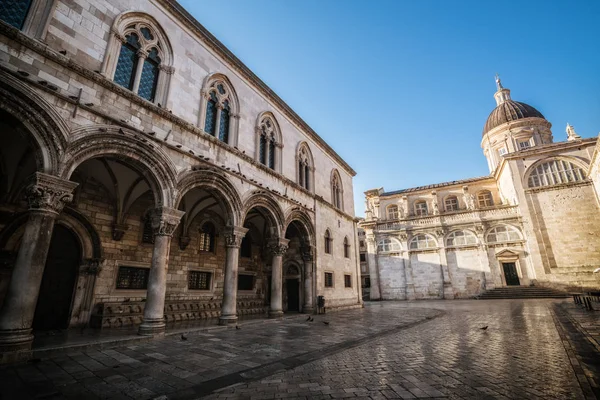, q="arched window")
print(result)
[446,230,478,247]
[527,159,586,188]
[343,237,350,258]
[0,0,32,29]
[297,143,314,191]
[103,14,174,105]
[331,170,343,210]
[0,0,52,38]
[387,205,399,219]
[444,196,459,212]
[199,222,216,252]
[324,230,332,254]
[477,190,494,208]
[415,201,428,216]
[409,234,437,250]
[201,77,239,144]
[486,225,521,244]
[377,238,402,253]
[256,113,282,171]
[240,234,252,258]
